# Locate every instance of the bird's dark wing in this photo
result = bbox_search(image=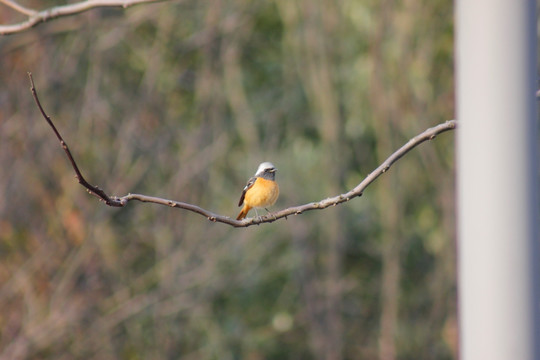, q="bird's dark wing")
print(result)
[238,176,257,207]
